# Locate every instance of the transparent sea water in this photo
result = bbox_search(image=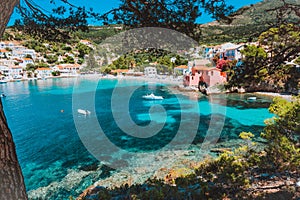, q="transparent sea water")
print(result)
[0,77,274,199]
